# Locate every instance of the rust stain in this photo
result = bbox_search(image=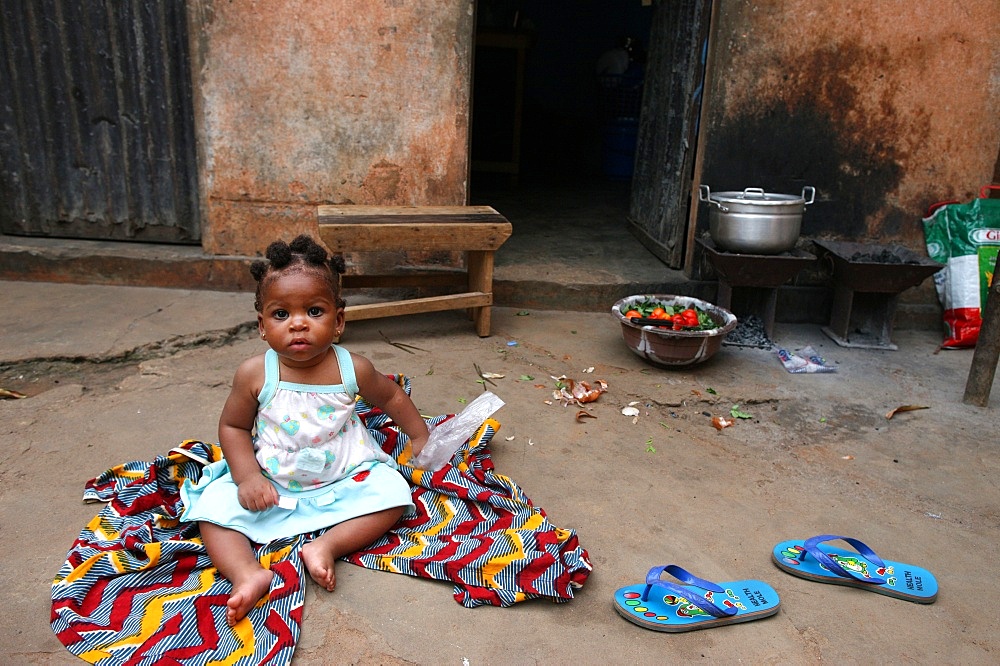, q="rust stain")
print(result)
[704,1,1000,248]
[707,37,921,241]
[360,160,404,203]
[195,1,474,254]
